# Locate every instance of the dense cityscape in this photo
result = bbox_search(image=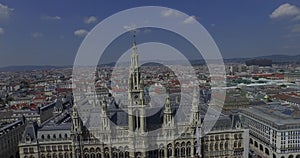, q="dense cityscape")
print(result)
[1,1,300,158]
